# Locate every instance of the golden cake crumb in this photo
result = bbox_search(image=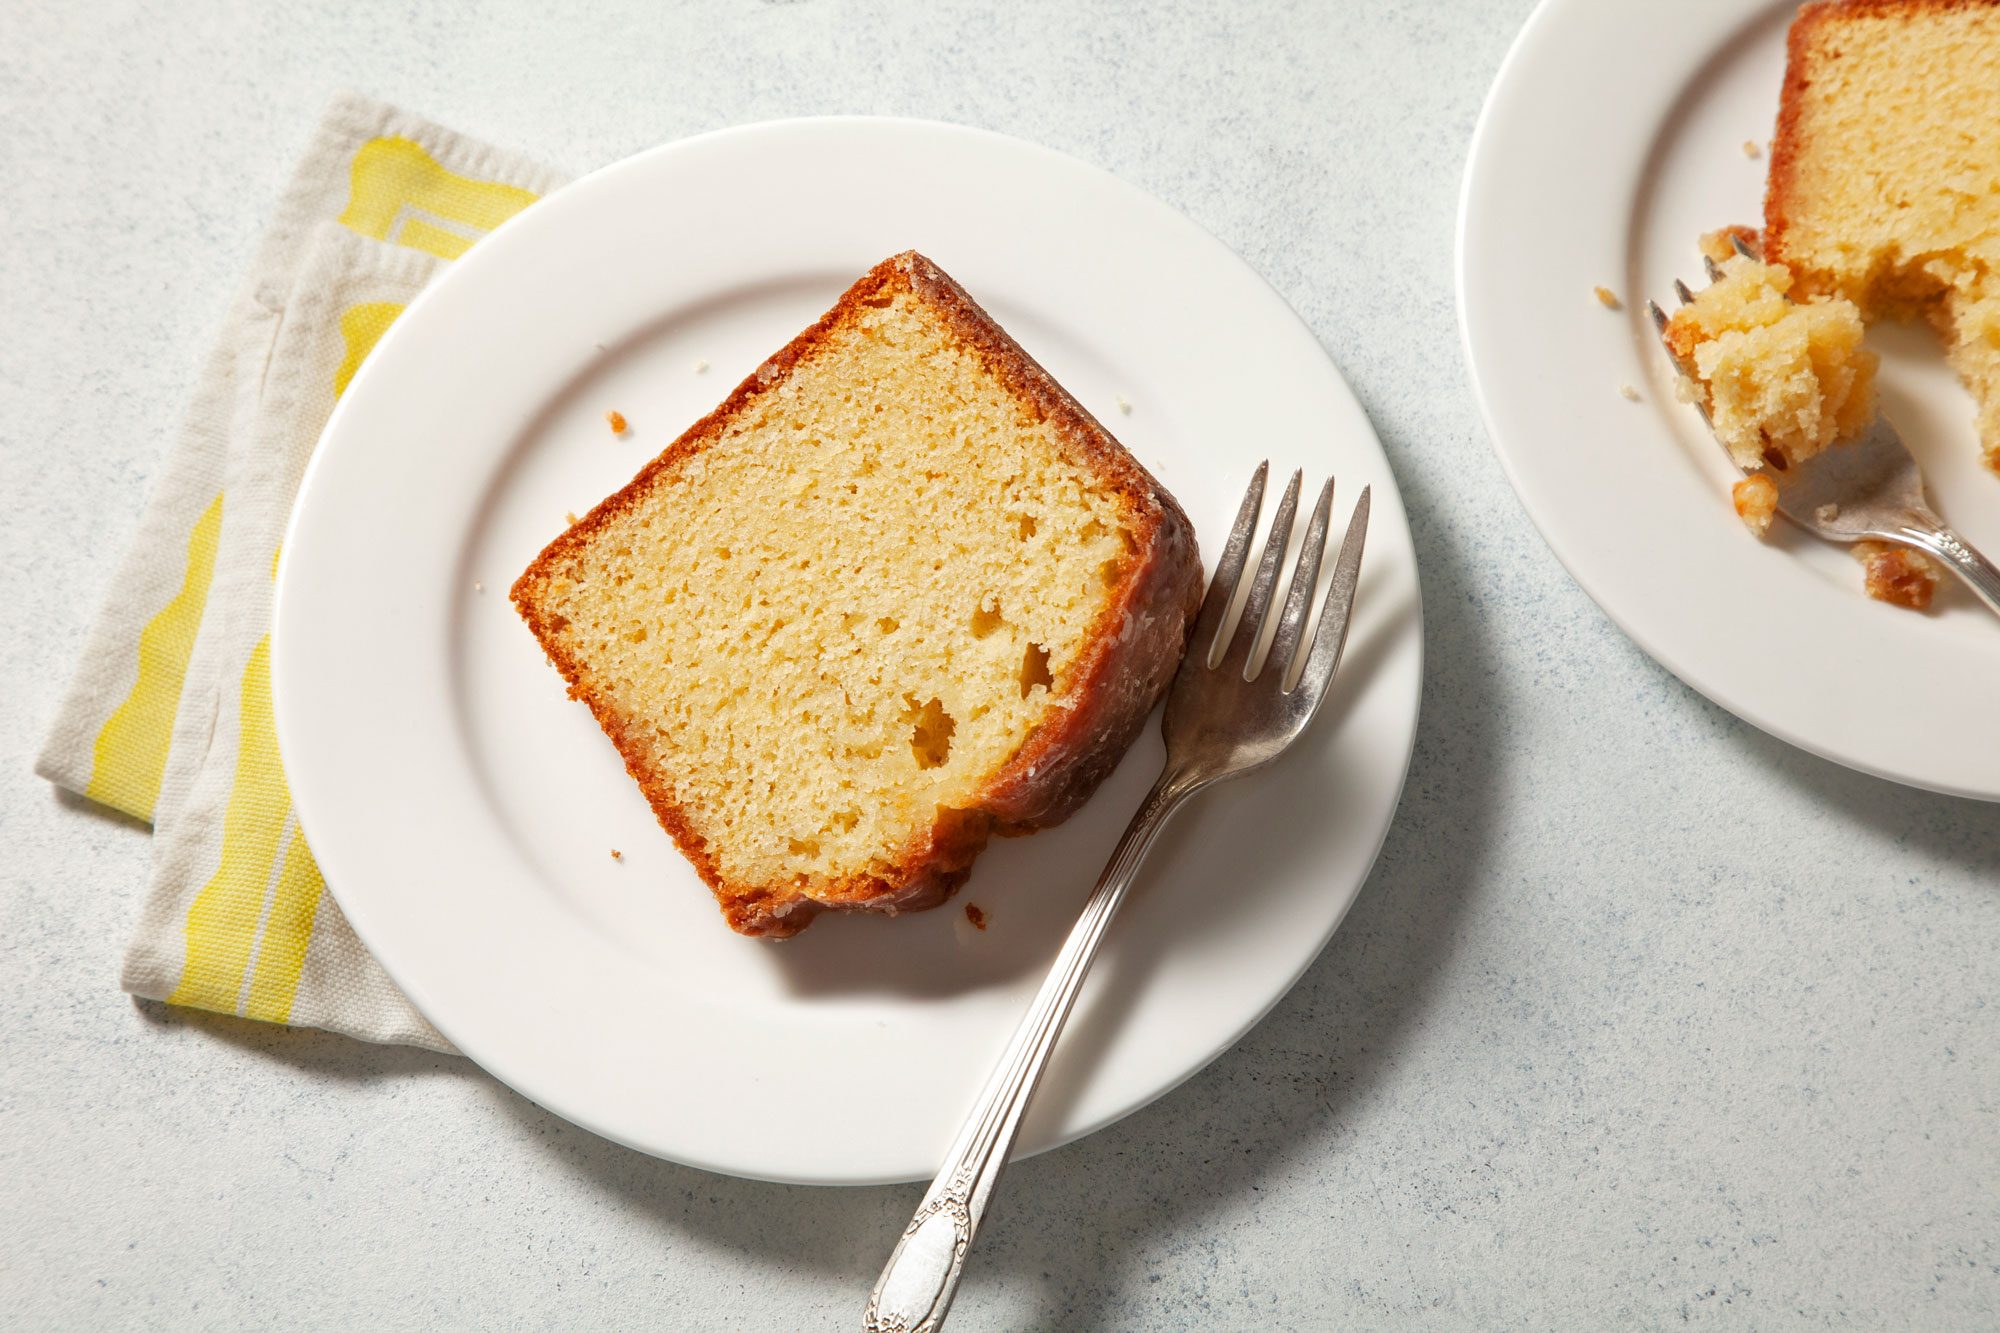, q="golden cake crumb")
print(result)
[1594,285,1622,310]
[473,580,484,592]
[1732,474,1779,538]
[565,511,579,526]
[1815,502,1839,523]
[1698,225,1761,266]
[606,410,628,435]
[1851,541,1940,610]
[964,903,987,930]
[1115,394,1132,414]
[610,848,622,861]
[1619,384,1641,402]
[1664,254,1877,470]
[1742,139,1763,159]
